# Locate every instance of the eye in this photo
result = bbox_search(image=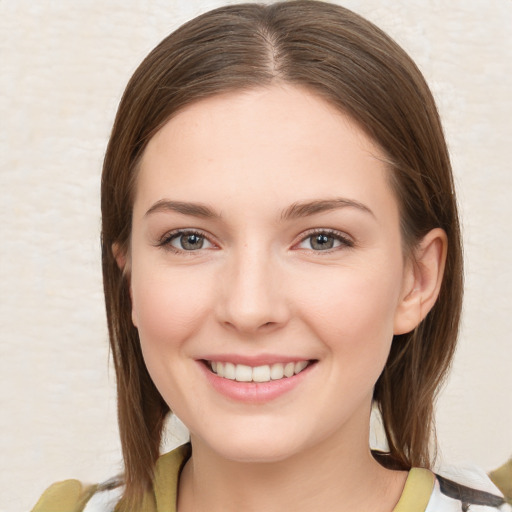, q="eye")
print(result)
[159,229,215,252]
[296,229,353,251]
